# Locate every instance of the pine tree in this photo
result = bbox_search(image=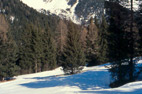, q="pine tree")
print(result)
[108,13,130,87]
[31,25,43,73]
[18,24,43,73]
[98,15,109,64]
[137,3,142,56]
[56,20,68,53]
[42,26,57,70]
[0,15,19,81]
[0,32,19,81]
[18,26,33,74]
[61,22,86,74]
[129,0,135,82]
[86,17,99,66]
[80,27,87,49]
[56,20,68,66]
[106,0,138,87]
